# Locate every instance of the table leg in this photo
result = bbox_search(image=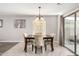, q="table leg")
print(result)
[51,38,54,51]
[24,39,27,52]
